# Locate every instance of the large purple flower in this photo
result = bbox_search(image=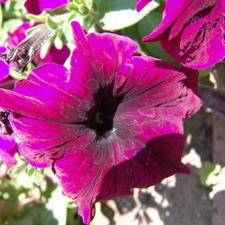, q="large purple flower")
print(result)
[24,0,69,15]
[0,22,201,223]
[140,0,225,69]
